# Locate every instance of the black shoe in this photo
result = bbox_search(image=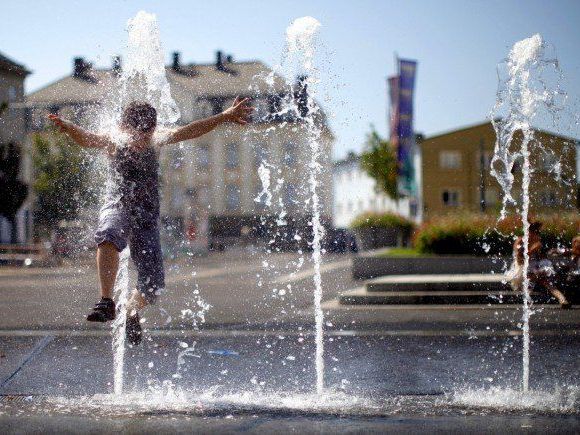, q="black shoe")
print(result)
[86,298,116,322]
[126,312,142,346]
